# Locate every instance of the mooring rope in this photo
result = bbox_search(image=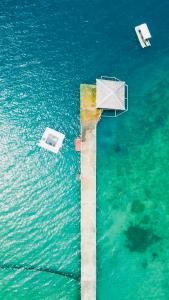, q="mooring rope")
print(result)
[0,263,80,282]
